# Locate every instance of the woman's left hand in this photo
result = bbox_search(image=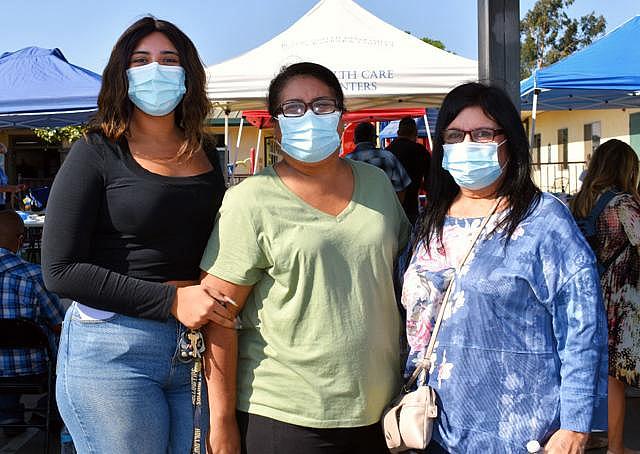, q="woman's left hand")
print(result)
[544,429,588,453]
